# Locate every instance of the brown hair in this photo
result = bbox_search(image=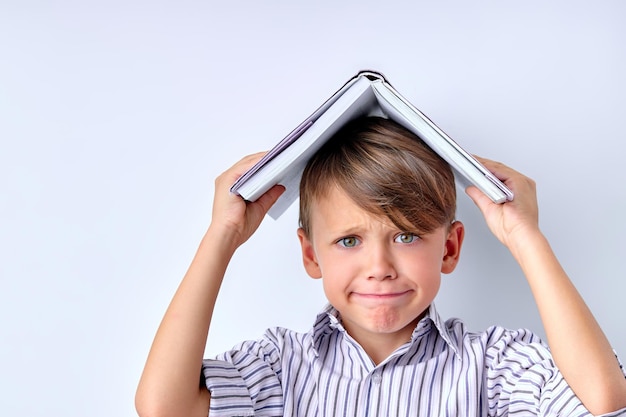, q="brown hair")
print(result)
[299,116,456,237]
